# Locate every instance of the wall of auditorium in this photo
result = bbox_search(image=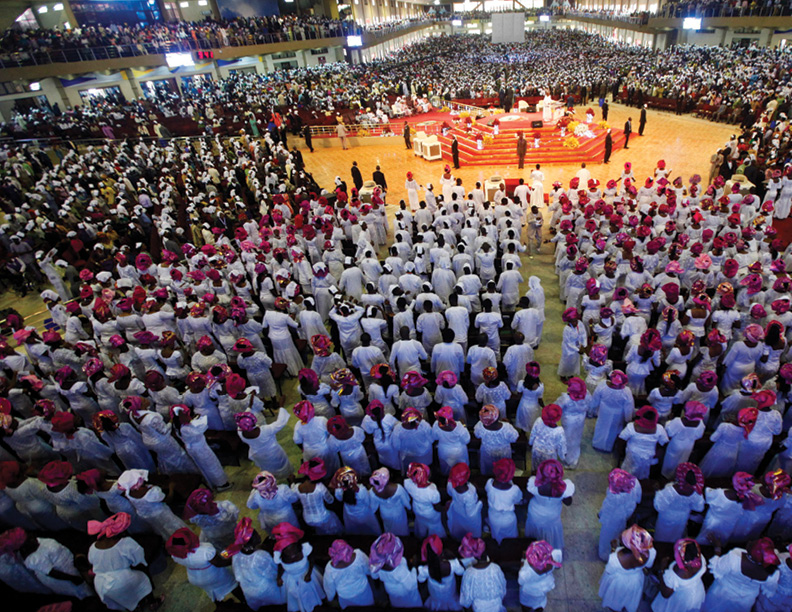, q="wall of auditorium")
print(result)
[175,0,214,21]
[0,76,62,121]
[32,4,71,30]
